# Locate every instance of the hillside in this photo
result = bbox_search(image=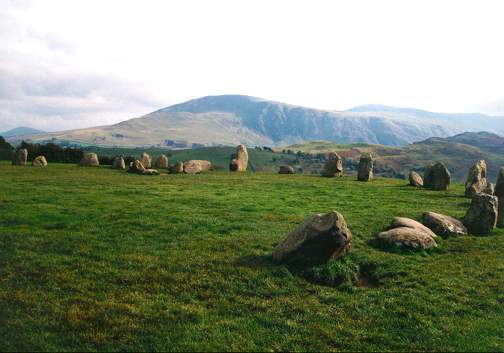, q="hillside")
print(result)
[1,163,503,351]
[8,95,504,148]
[1,127,46,137]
